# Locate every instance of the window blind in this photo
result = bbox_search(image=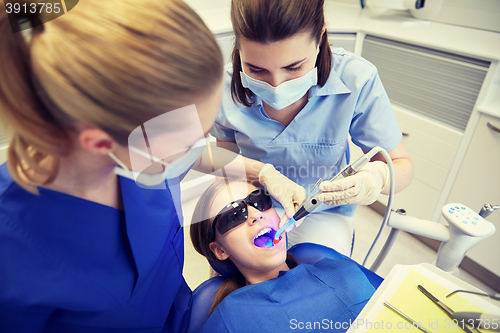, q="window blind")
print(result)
[362,35,490,131]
